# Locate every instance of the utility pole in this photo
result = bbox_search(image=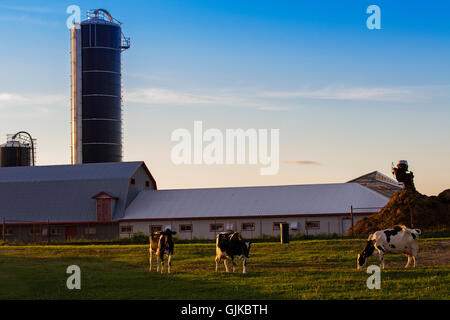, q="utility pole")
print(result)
[2,217,5,242]
[350,205,354,238]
